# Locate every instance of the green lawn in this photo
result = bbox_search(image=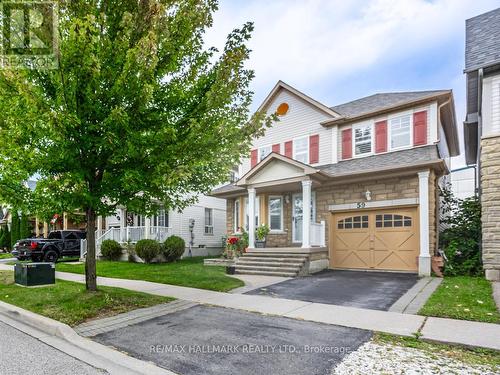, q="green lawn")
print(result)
[0,271,172,326]
[375,333,500,370]
[0,253,14,259]
[56,256,244,292]
[419,276,500,323]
